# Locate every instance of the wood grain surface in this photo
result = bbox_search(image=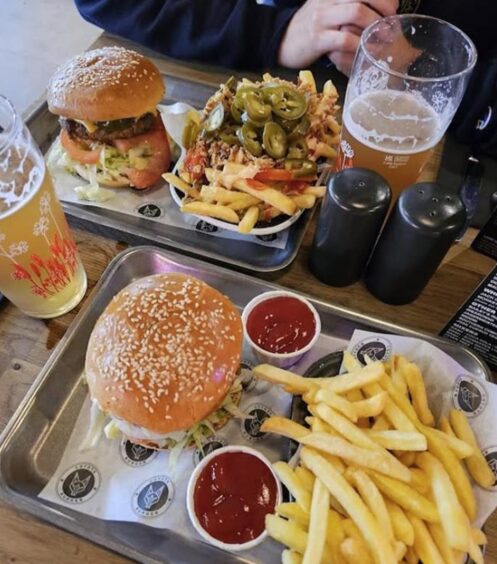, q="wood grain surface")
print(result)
[1,34,496,564]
